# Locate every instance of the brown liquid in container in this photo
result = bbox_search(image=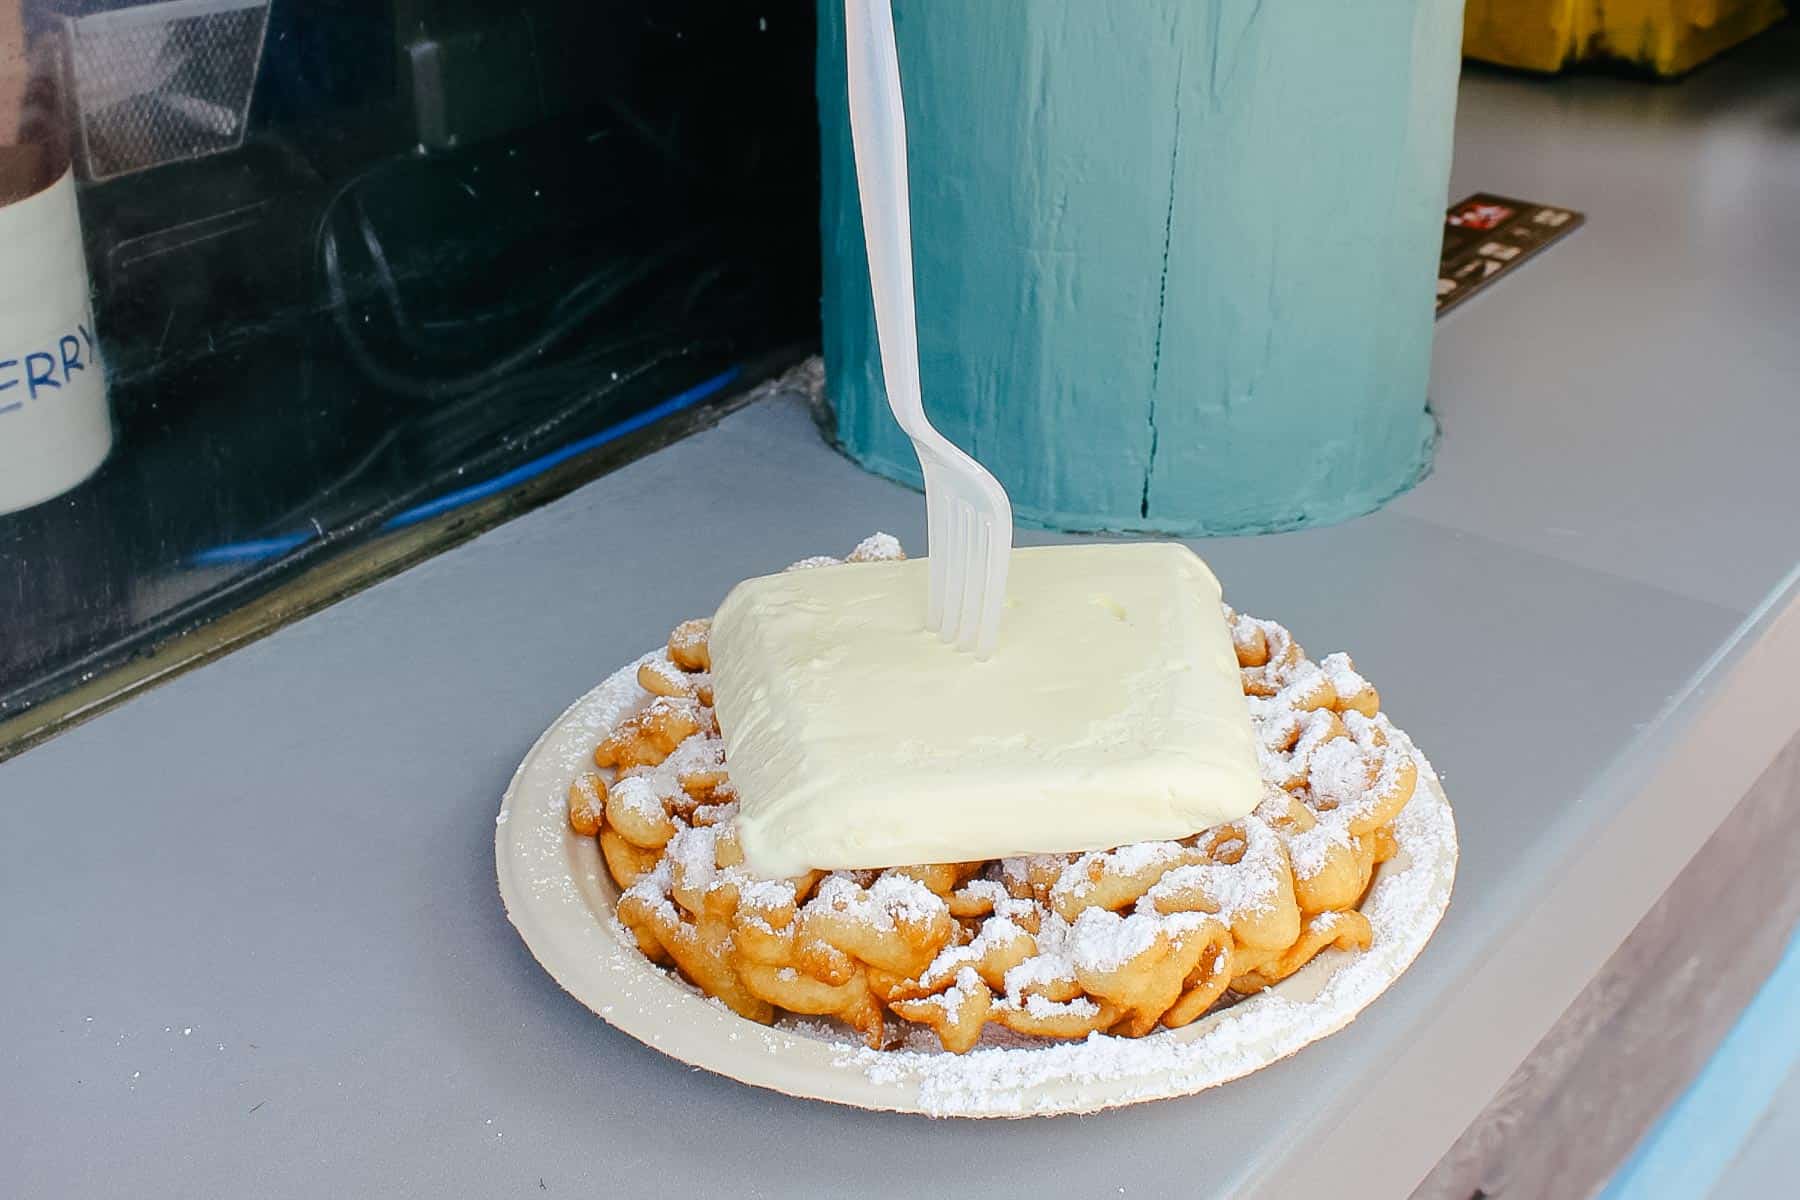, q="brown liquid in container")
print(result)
[1,1,68,205]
